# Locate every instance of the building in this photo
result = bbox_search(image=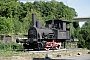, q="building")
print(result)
[0,34,16,43]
